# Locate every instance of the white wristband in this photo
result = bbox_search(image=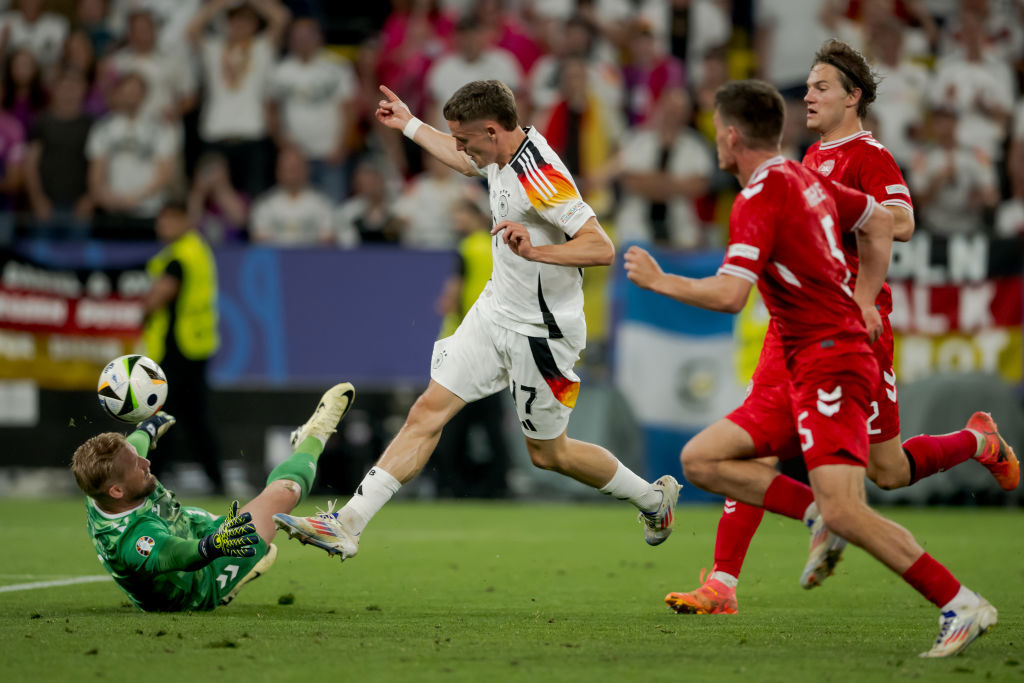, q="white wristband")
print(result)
[403,117,424,140]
